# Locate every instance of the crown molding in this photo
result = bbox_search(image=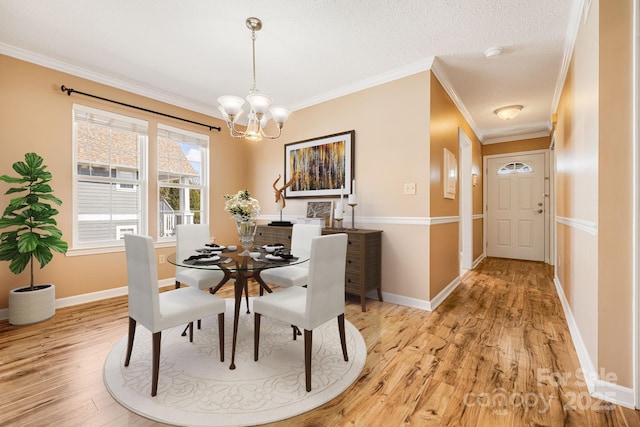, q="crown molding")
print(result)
[0,42,220,118]
[430,58,483,142]
[550,0,586,114]
[481,121,552,144]
[288,57,435,111]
